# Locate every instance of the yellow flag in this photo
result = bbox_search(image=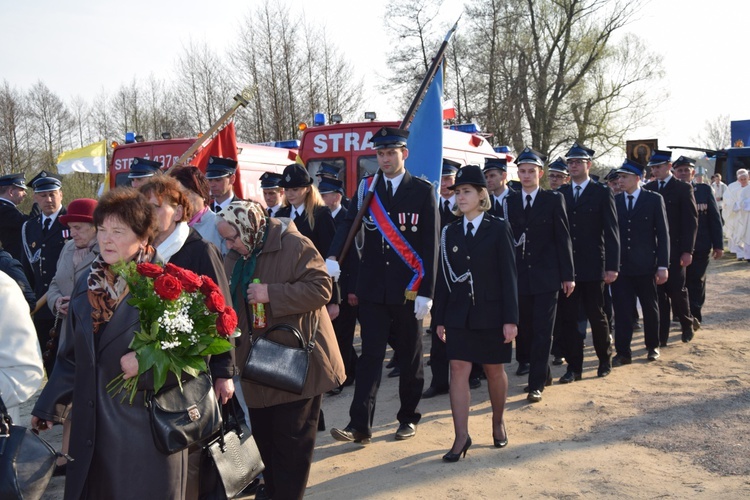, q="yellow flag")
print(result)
[57,140,107,174]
